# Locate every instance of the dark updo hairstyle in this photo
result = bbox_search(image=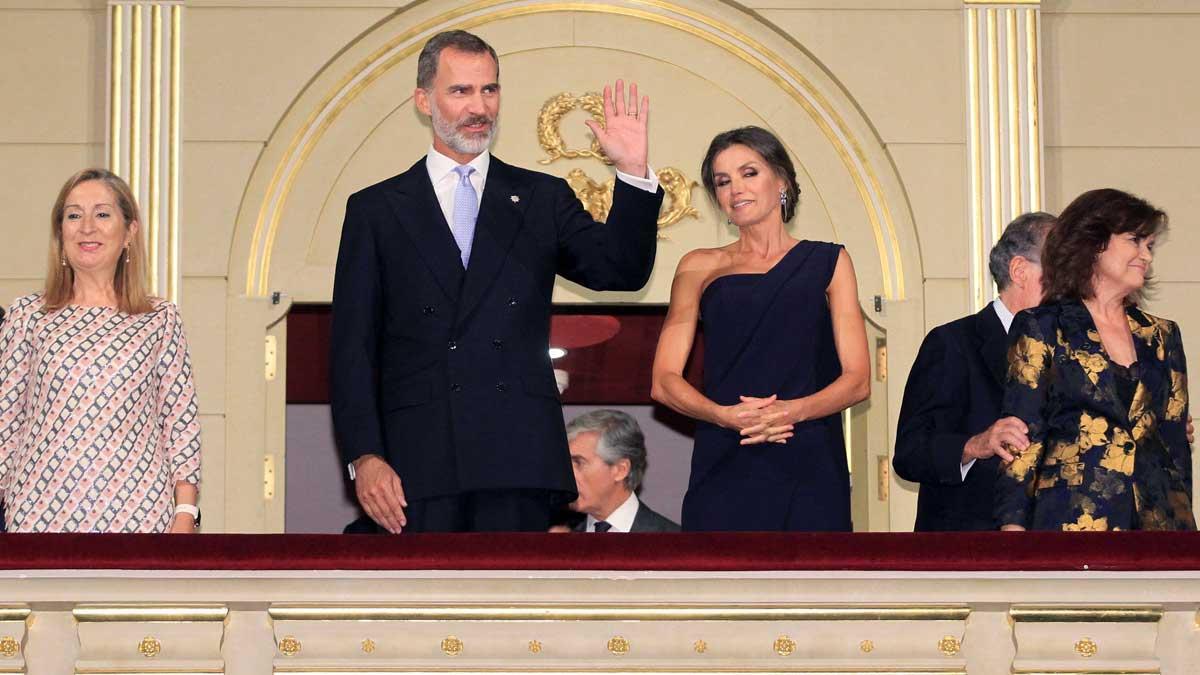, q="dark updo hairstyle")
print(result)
[1041,188,1166,304]
[700,126,801,222]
